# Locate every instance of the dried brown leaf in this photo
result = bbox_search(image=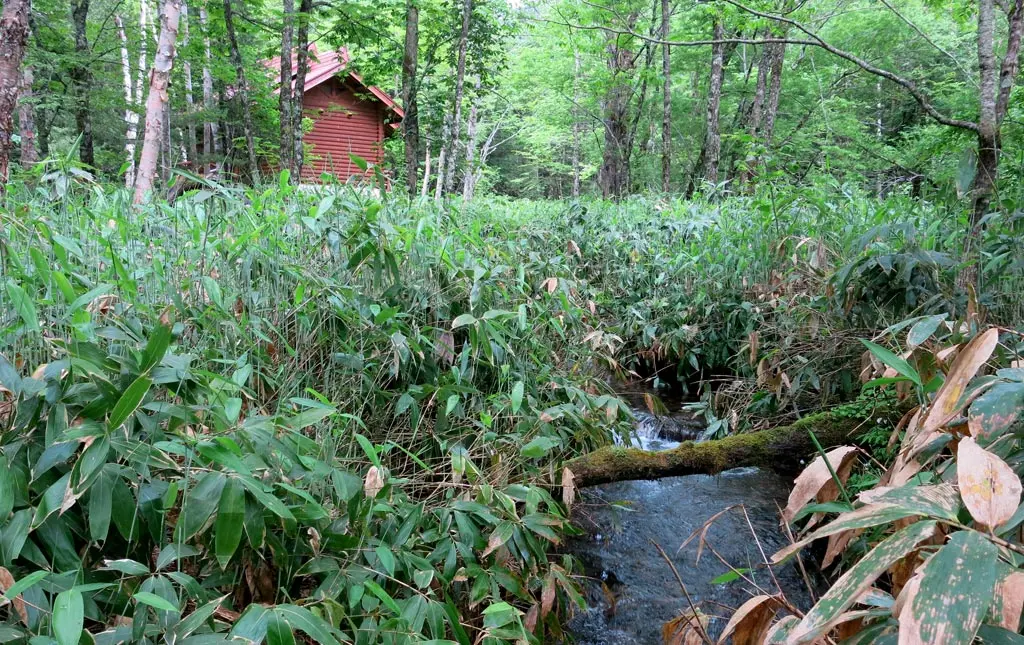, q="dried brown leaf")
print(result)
[0,567,27,626]
[957,436,1022,528]
[992,570,1024,631]
[920,328,999,435]
[364,466,385,499]
[717,595,780,645]
[561,468,575,509]
[782,446,858,523]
